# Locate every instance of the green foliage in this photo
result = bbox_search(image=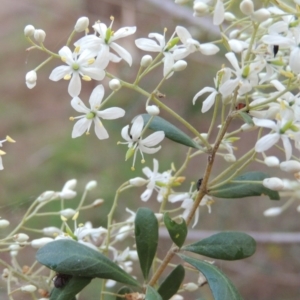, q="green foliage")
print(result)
[157,265,185,300]
[36,239,140,286]
[135,207,159,280]
[178,254,243,300]
[182,231,256,260]
[145,286,163,300]
[163,213,187,248]
[209,171,280,200]
[142,114,200,149]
